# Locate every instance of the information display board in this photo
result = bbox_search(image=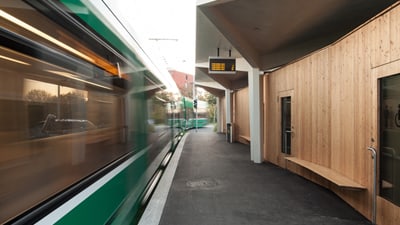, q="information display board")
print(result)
[208,57,236,74]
